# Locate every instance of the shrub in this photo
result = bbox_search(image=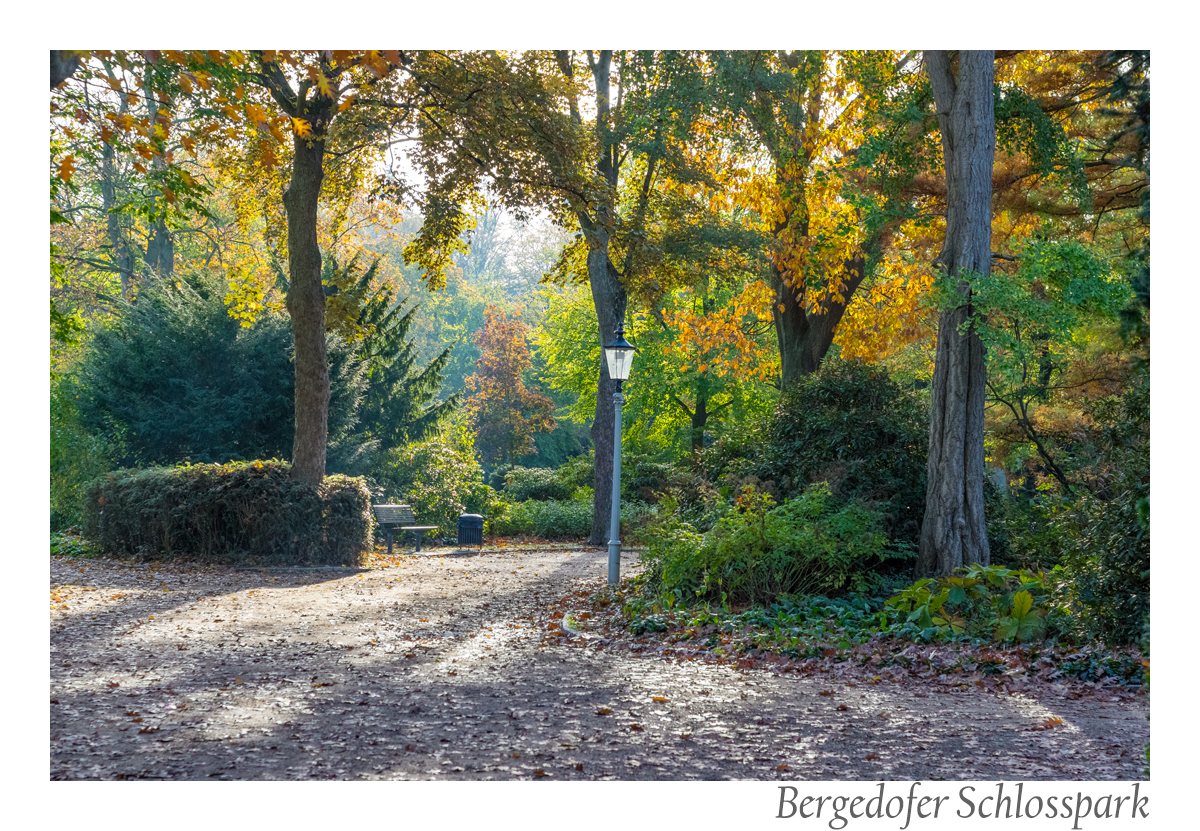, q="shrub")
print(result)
[1056,373,1149,644]
[504,467,571,502]
[80,460,371,565]
[51,377,124,531]
[621,454,680,503]
[489,498,592,539]
[884,564,1071,645]
[640,483,911,606]
[374,416,492,537]
[557,453,595,491]
[703,360,928,546]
